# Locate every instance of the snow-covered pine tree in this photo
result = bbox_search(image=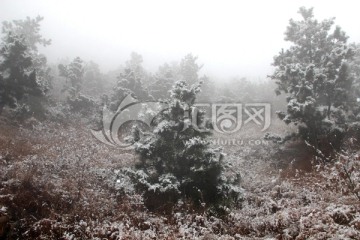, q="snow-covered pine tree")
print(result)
[124,52,153,90]
[125,52,145,79]
[0,16,51,117]
[196,75,216,103]
[58,57,96,114]
[148,63,177,100]
[59,57,84,99]
[270,7,357,152]
[82,61,105,98]
[129,81,241,213]
[149,54,213,102]
[2,16,52,90]
[346,44,360,140]
[179,53,203,86]
[109,68,152,111]
[0,34,43,114]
